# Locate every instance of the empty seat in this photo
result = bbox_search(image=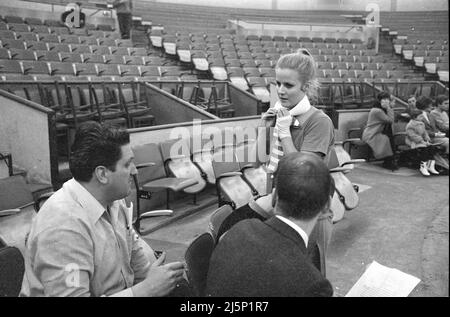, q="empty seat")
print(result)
[59,52,82,63]
[1,39,26,50]
[90,45,111,55]
[103,54,125,64]
[15,32,38,42]
[47,43,71,53]
[119,65,141,77]
[123,55,145,65]
[49,62,75,75]
[22,60,50,75]
[26,41,48,51]
[78,36,98,45]
[8,23,30,32]
[4,16,24,24]
[140,65,160,77]
[9,48,36,61]
[0,60,22,74]
[110,47,129,56]
[70,44,91,54]
[35,50,60,62]
[97,64,121,76]
[74,63,98,76]
[0,47,10,59]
